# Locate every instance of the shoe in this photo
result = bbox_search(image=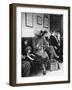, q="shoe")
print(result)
[43,71,46,75]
